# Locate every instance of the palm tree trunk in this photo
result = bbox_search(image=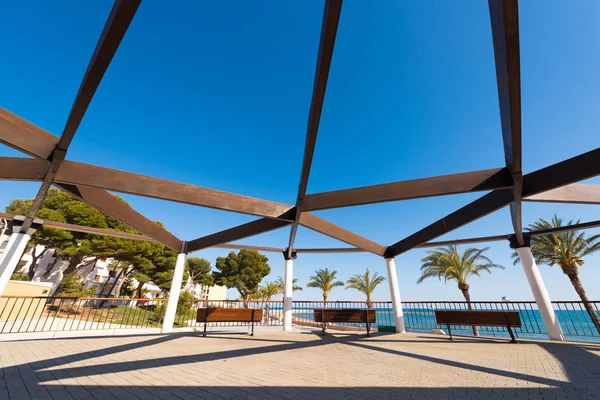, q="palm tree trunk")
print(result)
[460,288,479,336]
[322,293,328,331]
[366,295,373,310]
[265,296,270,323]
[567,273,600,335]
